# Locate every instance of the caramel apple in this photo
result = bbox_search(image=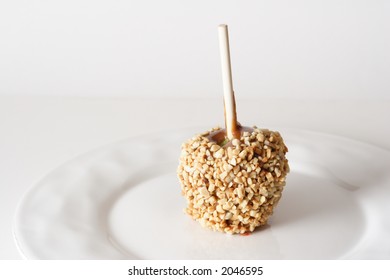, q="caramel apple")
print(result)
[177,25,289,234]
